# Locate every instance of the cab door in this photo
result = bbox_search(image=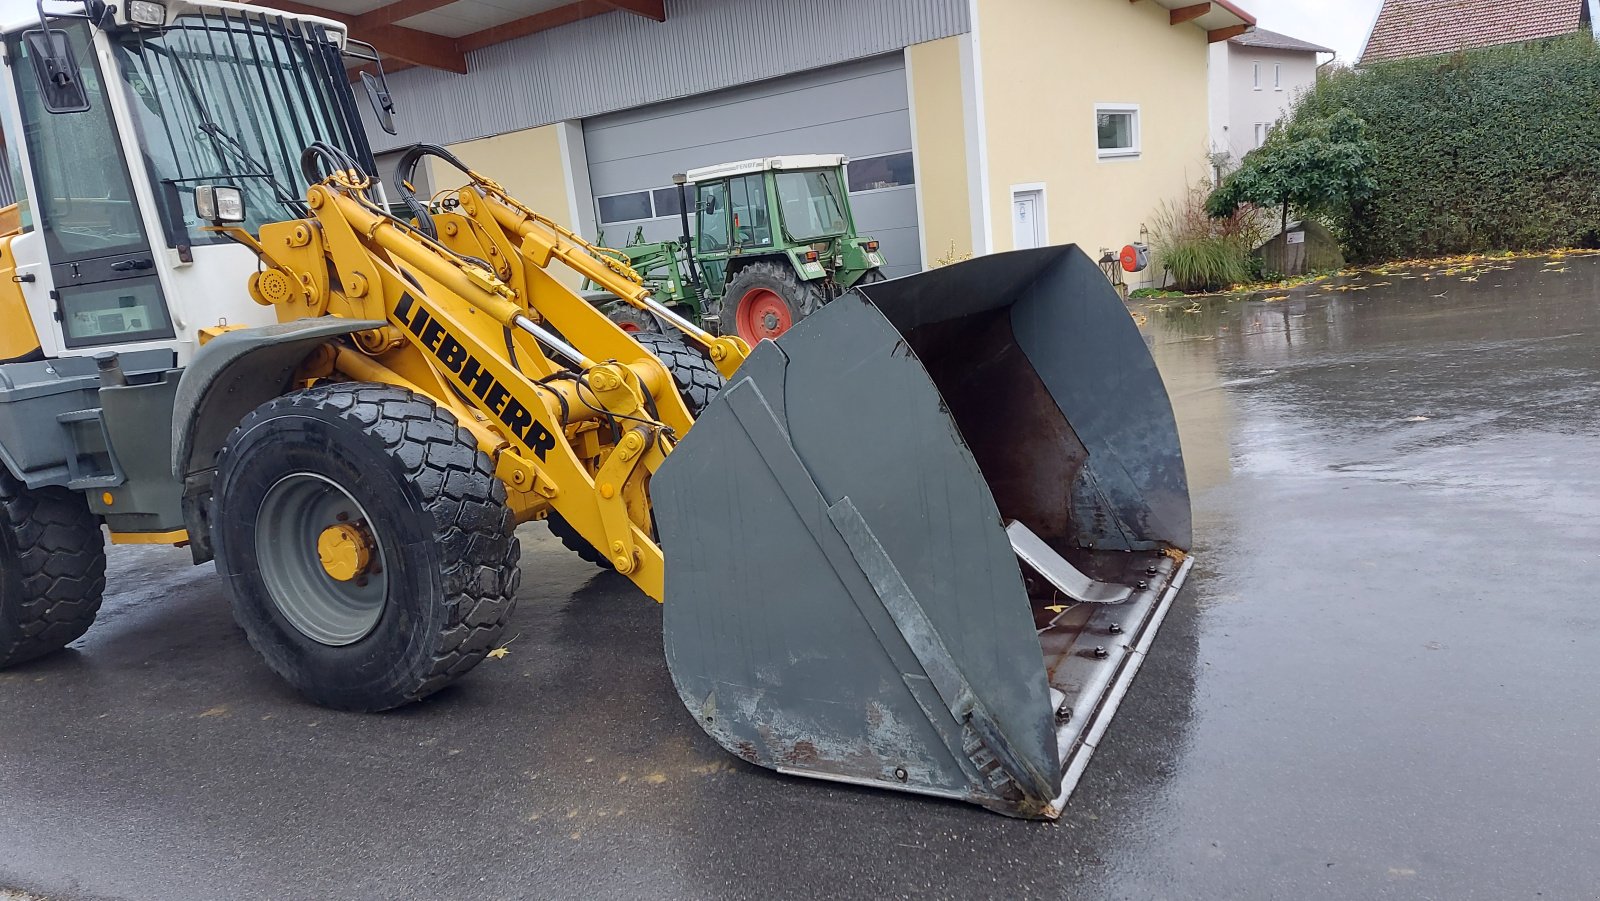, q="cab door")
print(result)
[694,180,730,294]
[10,24,174,352]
